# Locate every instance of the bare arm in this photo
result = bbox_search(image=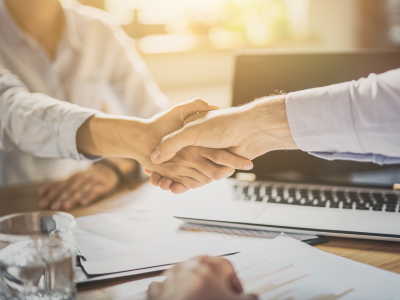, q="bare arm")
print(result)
[76,101,253,193]
[151,95,298,164]
[152,69,400,166]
